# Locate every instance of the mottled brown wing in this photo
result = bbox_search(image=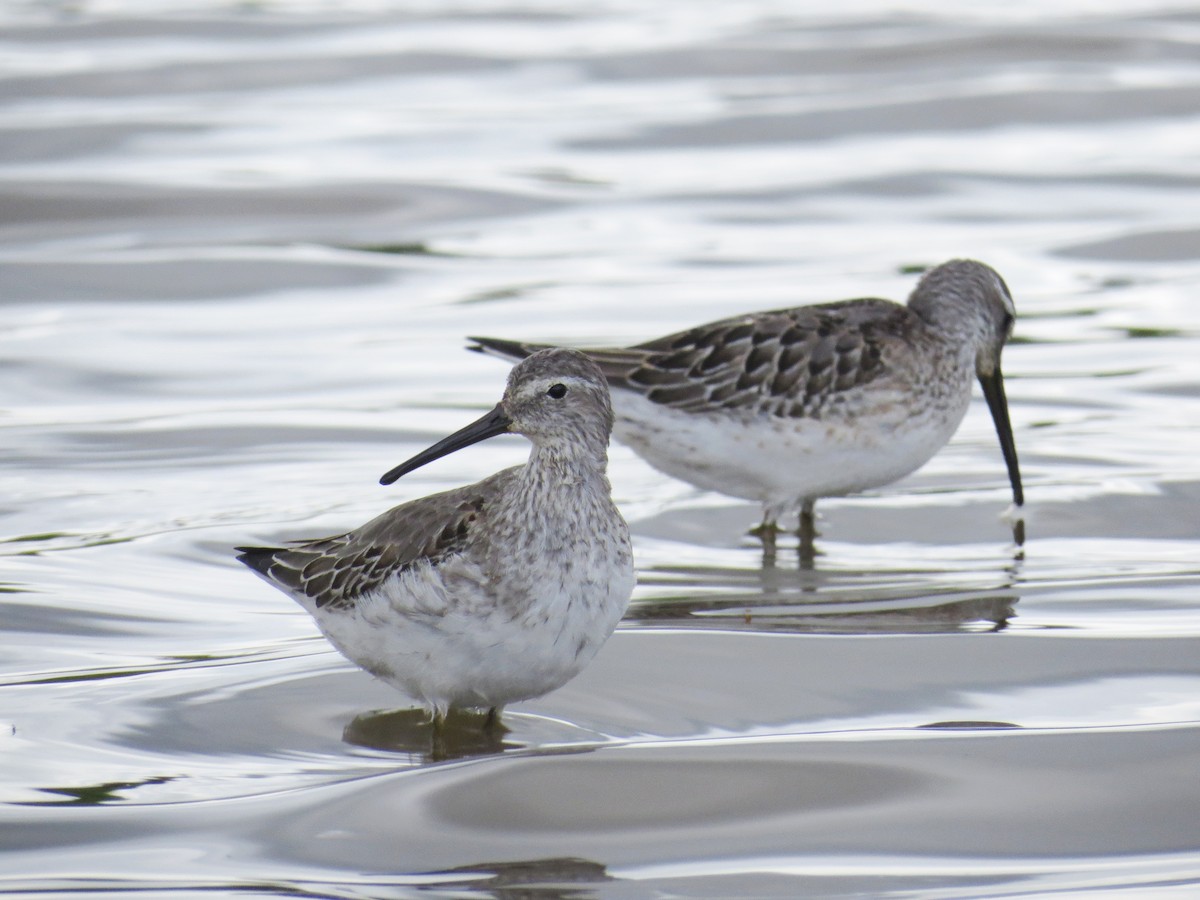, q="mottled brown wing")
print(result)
[471,299,913,419]
[592,298,912,418]
[237,468,516,611]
